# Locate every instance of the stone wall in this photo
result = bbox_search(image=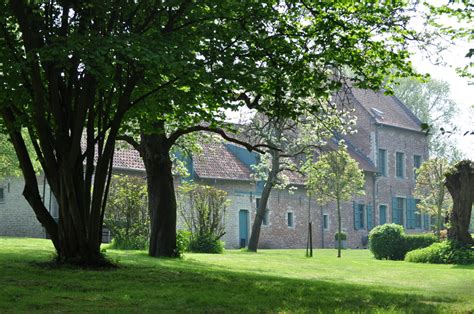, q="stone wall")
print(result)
[0,177,46,238]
